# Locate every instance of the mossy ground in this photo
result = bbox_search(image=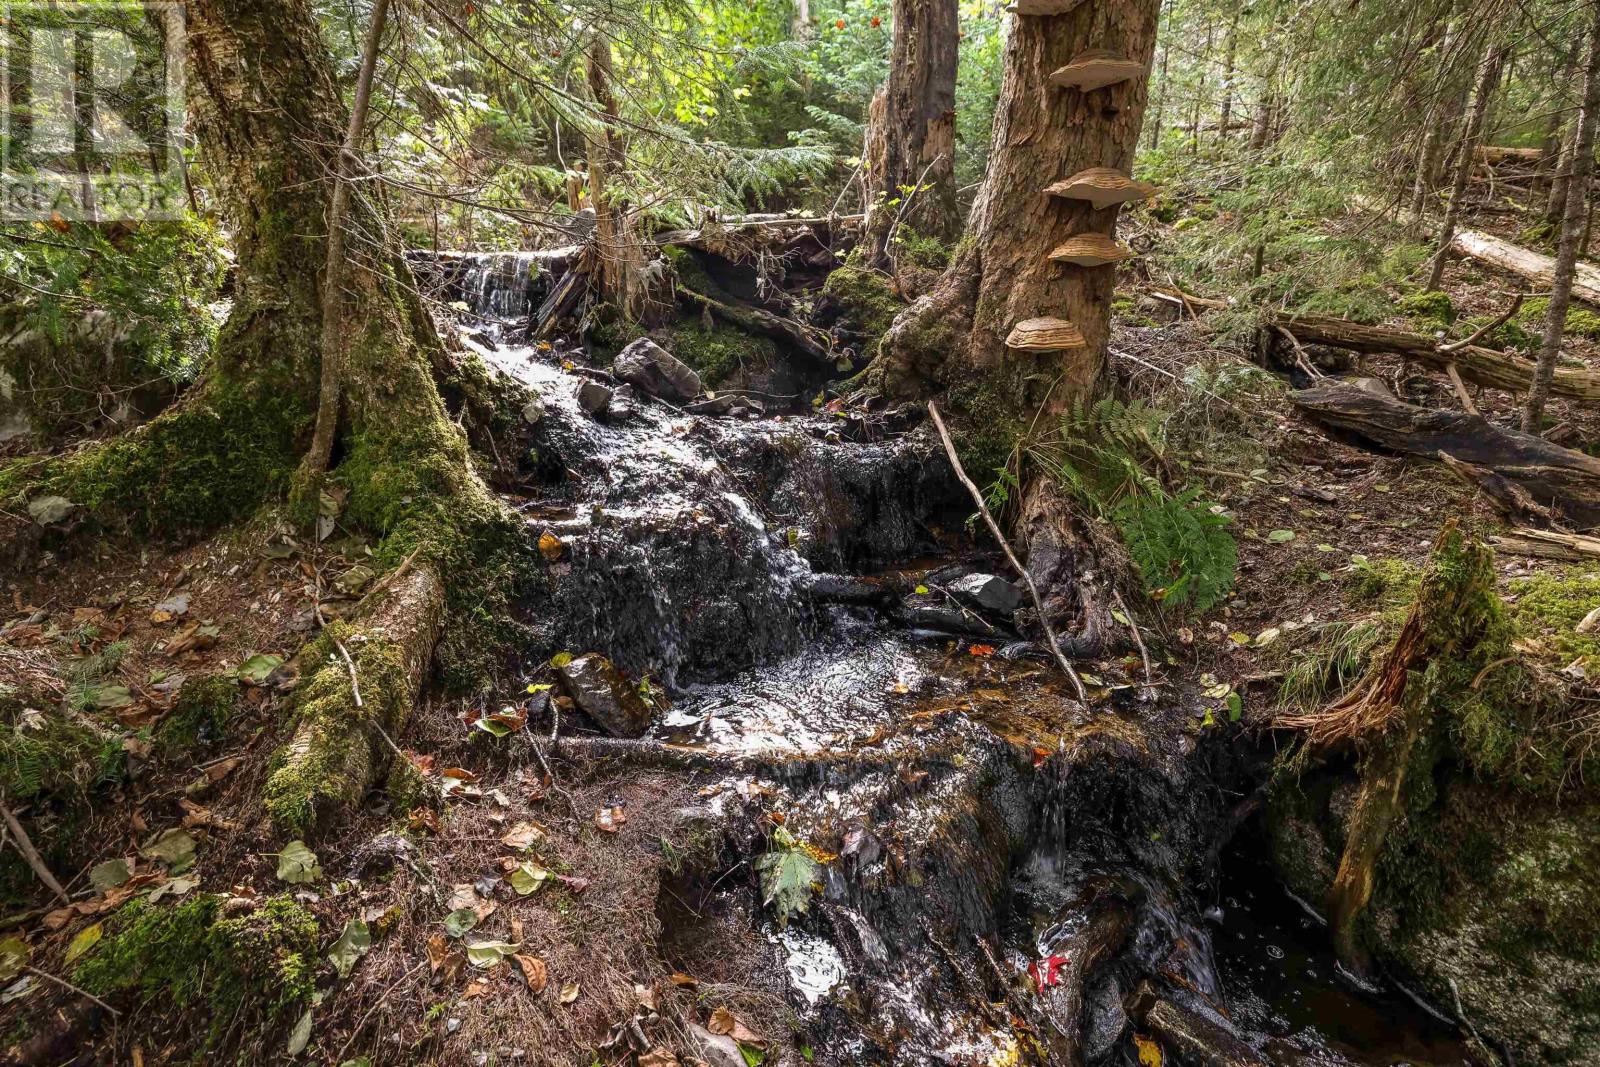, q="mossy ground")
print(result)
[75,894,319,1046]
[819,262,902,362]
